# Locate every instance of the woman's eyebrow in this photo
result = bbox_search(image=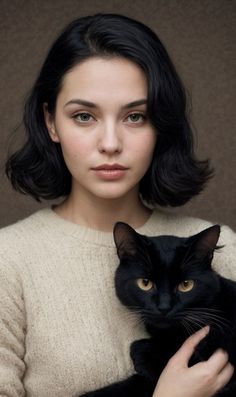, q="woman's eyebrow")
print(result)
[122,99,148,109]
[64,98,147,109]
